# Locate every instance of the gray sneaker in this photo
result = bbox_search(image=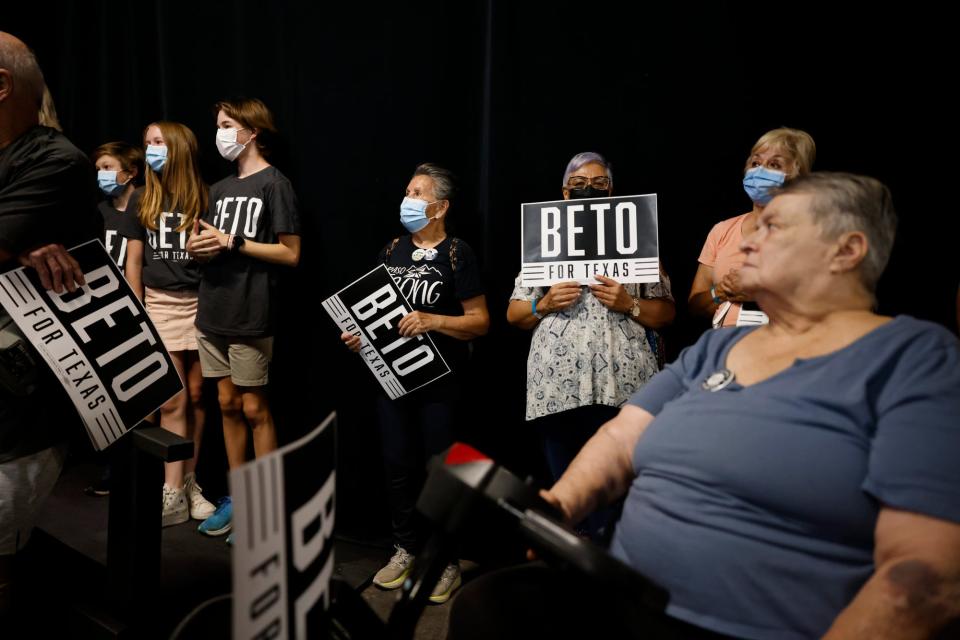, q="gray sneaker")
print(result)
[184,472,216,520]
[373,546,414,590]
[162,484,189,527]
[429,563,461,604]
